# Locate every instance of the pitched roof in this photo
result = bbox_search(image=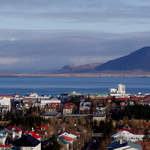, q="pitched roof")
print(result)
[0,95,13,98]
[64,102,74,107]
[107,141,142,150]
[37,125,47,132]
[107,140,128,149]
[118,129,137,134]
[60,135,72,141]
[0,129,10,134]
[7,126,22,132]
[24,131,41,139]
[63,107,73,109]
[13,135,40,147]
[0,145,11,148]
